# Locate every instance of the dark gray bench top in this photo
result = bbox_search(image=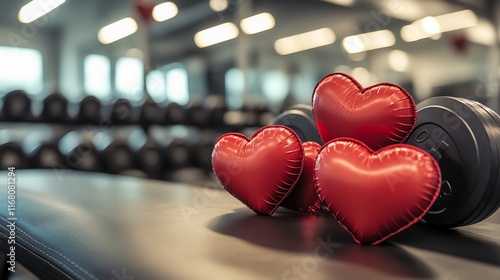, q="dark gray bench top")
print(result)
[1,170,499,279]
